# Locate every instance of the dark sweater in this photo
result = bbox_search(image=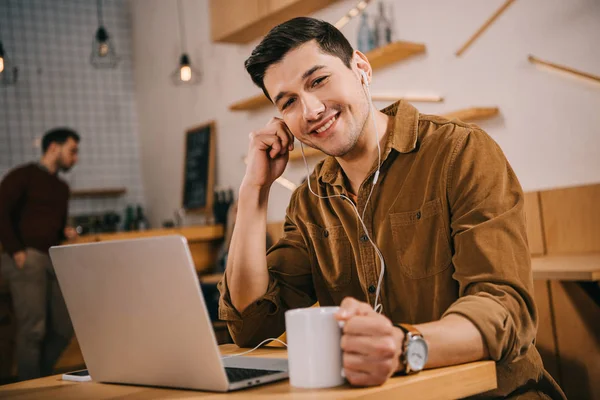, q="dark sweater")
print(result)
[0,163,69,256]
